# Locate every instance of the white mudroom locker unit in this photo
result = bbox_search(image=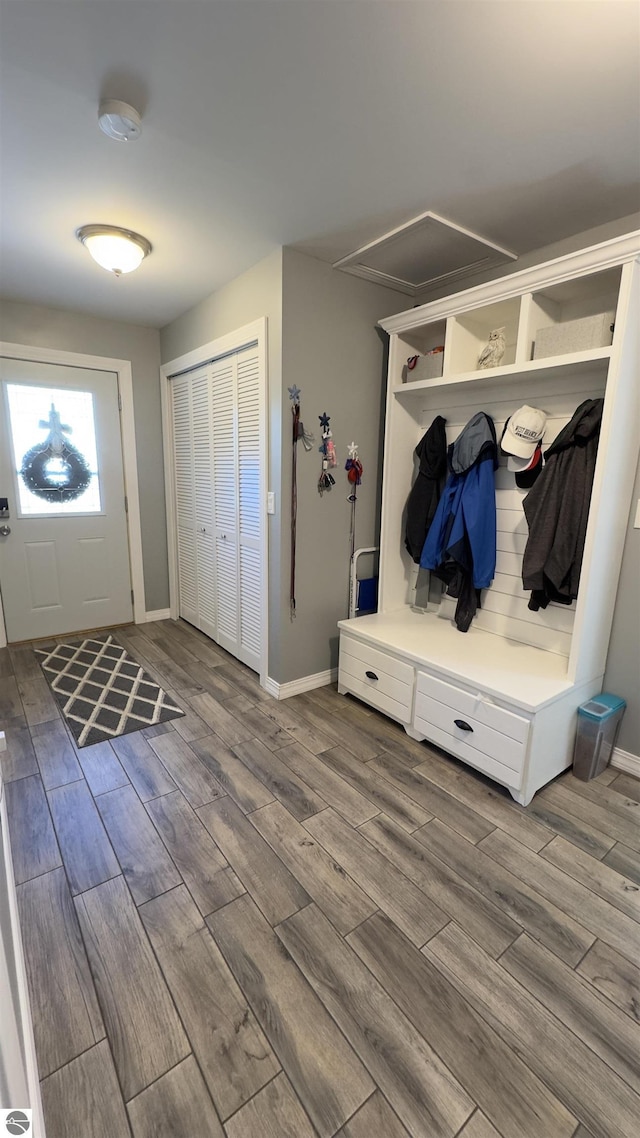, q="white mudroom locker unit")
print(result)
[165,323,267,676]
[338,233,640,805]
